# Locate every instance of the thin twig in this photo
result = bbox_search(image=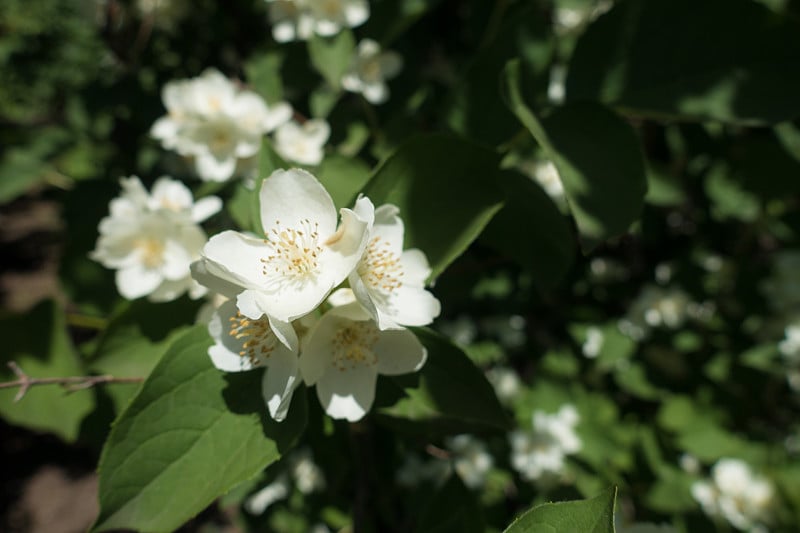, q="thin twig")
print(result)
[0,361,143,403]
